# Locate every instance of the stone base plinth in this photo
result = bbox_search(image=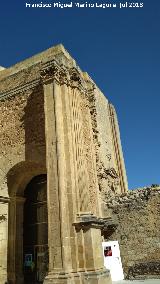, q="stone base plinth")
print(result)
[44,268,112,284]
[81,268,112,284]
[44,272,82,284]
